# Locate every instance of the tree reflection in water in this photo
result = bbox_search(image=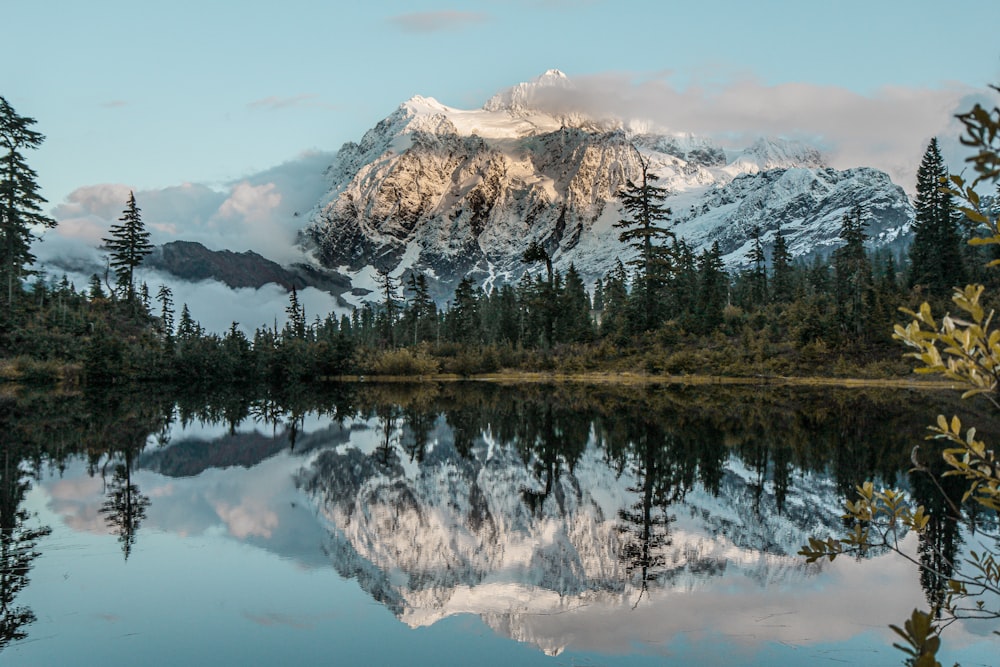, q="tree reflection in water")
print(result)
[0,395,52,652]
[4,380,1000,655]
[100,449,150,561]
